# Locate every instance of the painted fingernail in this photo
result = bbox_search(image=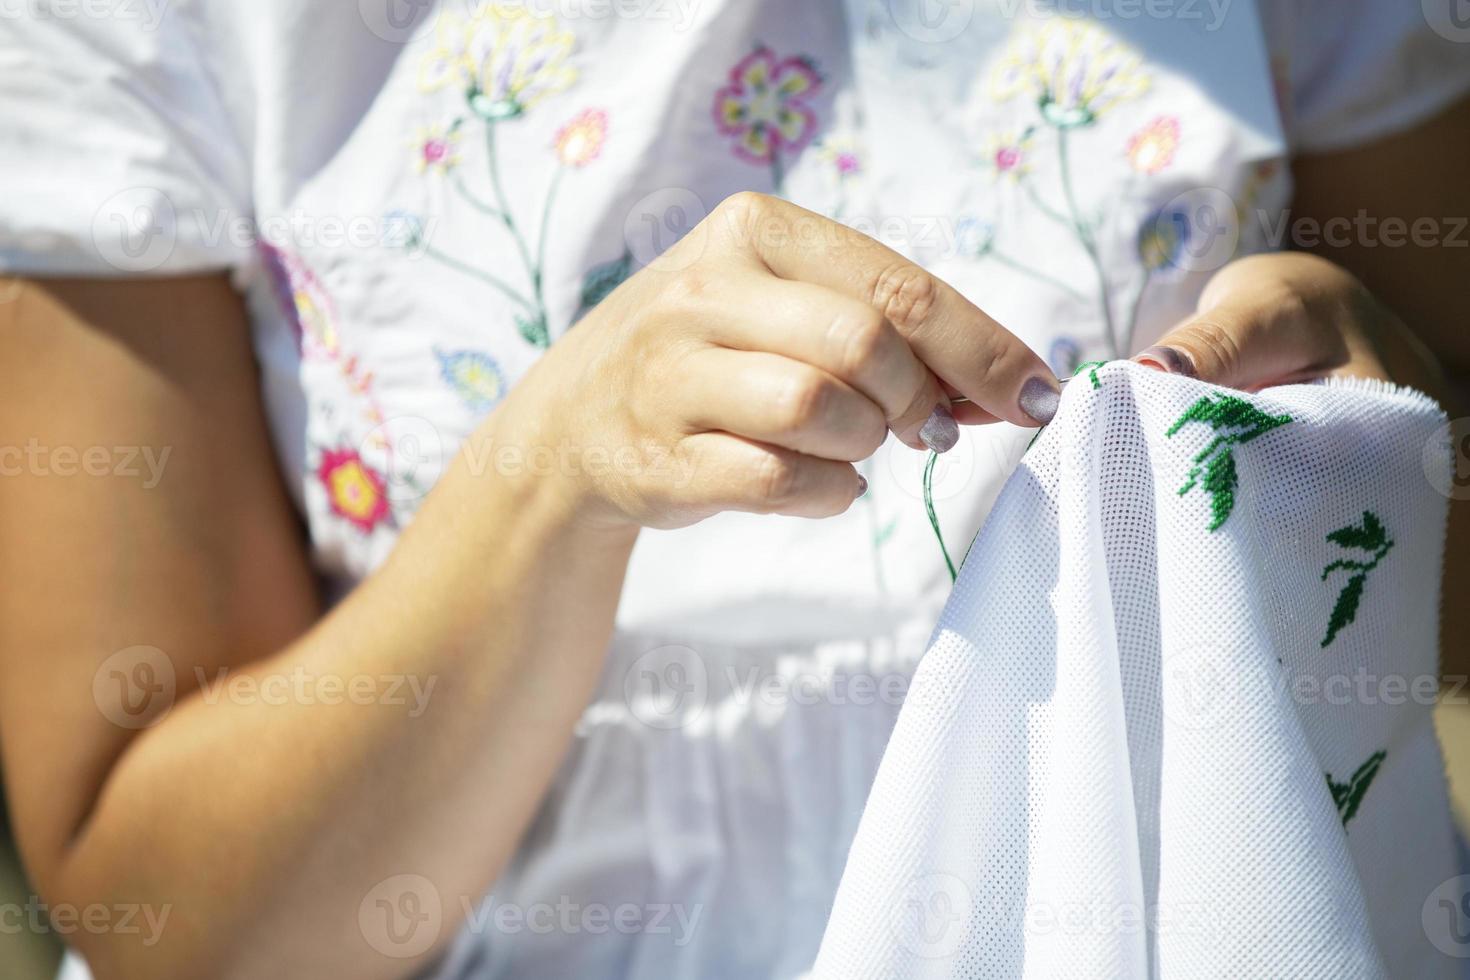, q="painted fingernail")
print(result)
[919,404,960,454]
[1134,345,1197,377]
[1018,376,1060,425]
[856,475,869,497]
